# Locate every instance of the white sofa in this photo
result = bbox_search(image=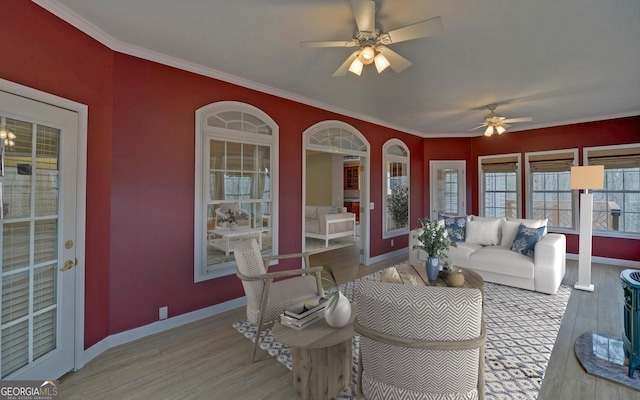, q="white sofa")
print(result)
[409,216,566,294]
[305,205,356,247]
